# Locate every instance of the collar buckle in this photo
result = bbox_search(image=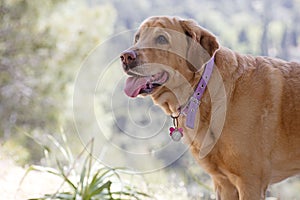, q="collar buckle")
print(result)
[190,96,201,106]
